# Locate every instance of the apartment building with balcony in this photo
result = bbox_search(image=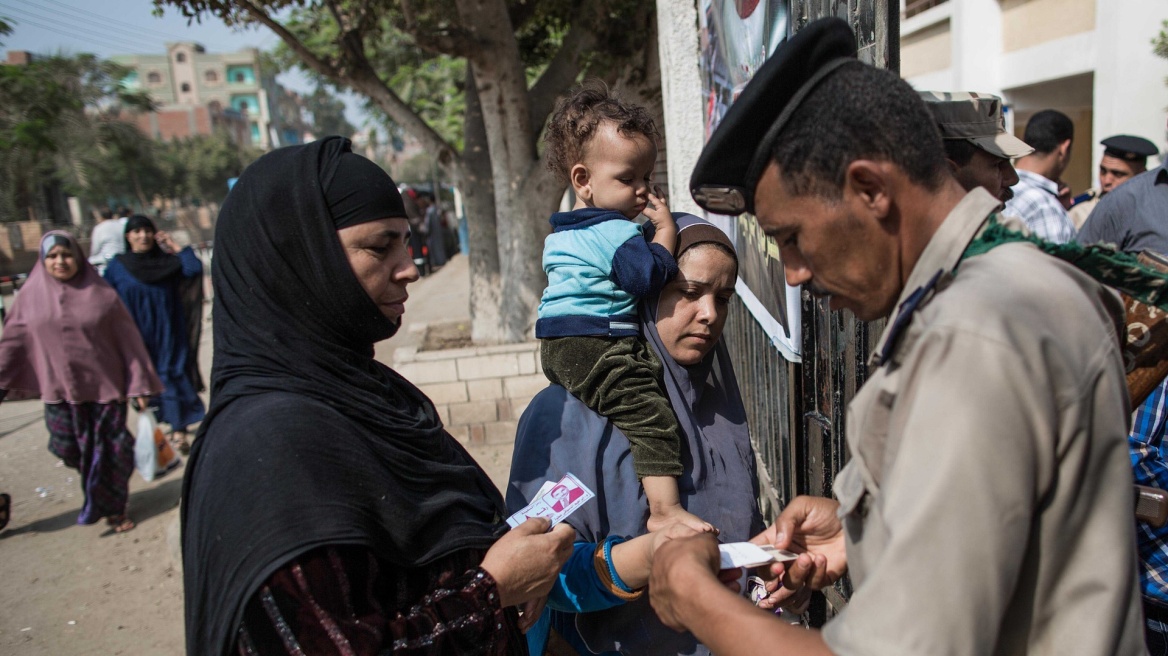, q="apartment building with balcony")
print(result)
[113,42,309,150]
